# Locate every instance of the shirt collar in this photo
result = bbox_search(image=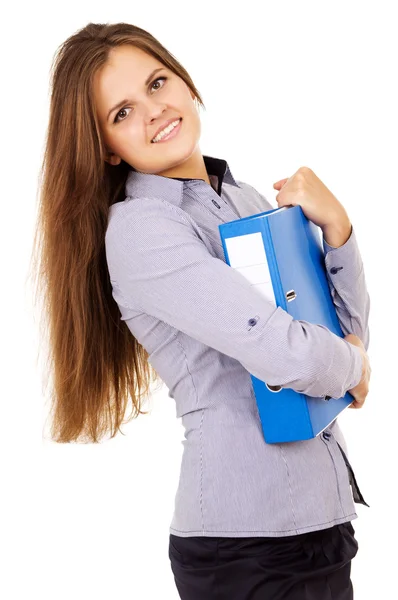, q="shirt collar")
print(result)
[124,154,241,208]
